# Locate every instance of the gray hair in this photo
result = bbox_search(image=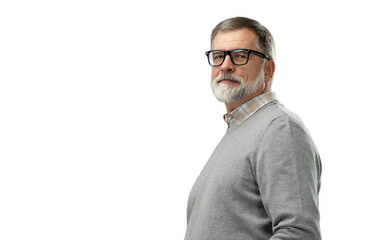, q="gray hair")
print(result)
[211,17,276,61]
